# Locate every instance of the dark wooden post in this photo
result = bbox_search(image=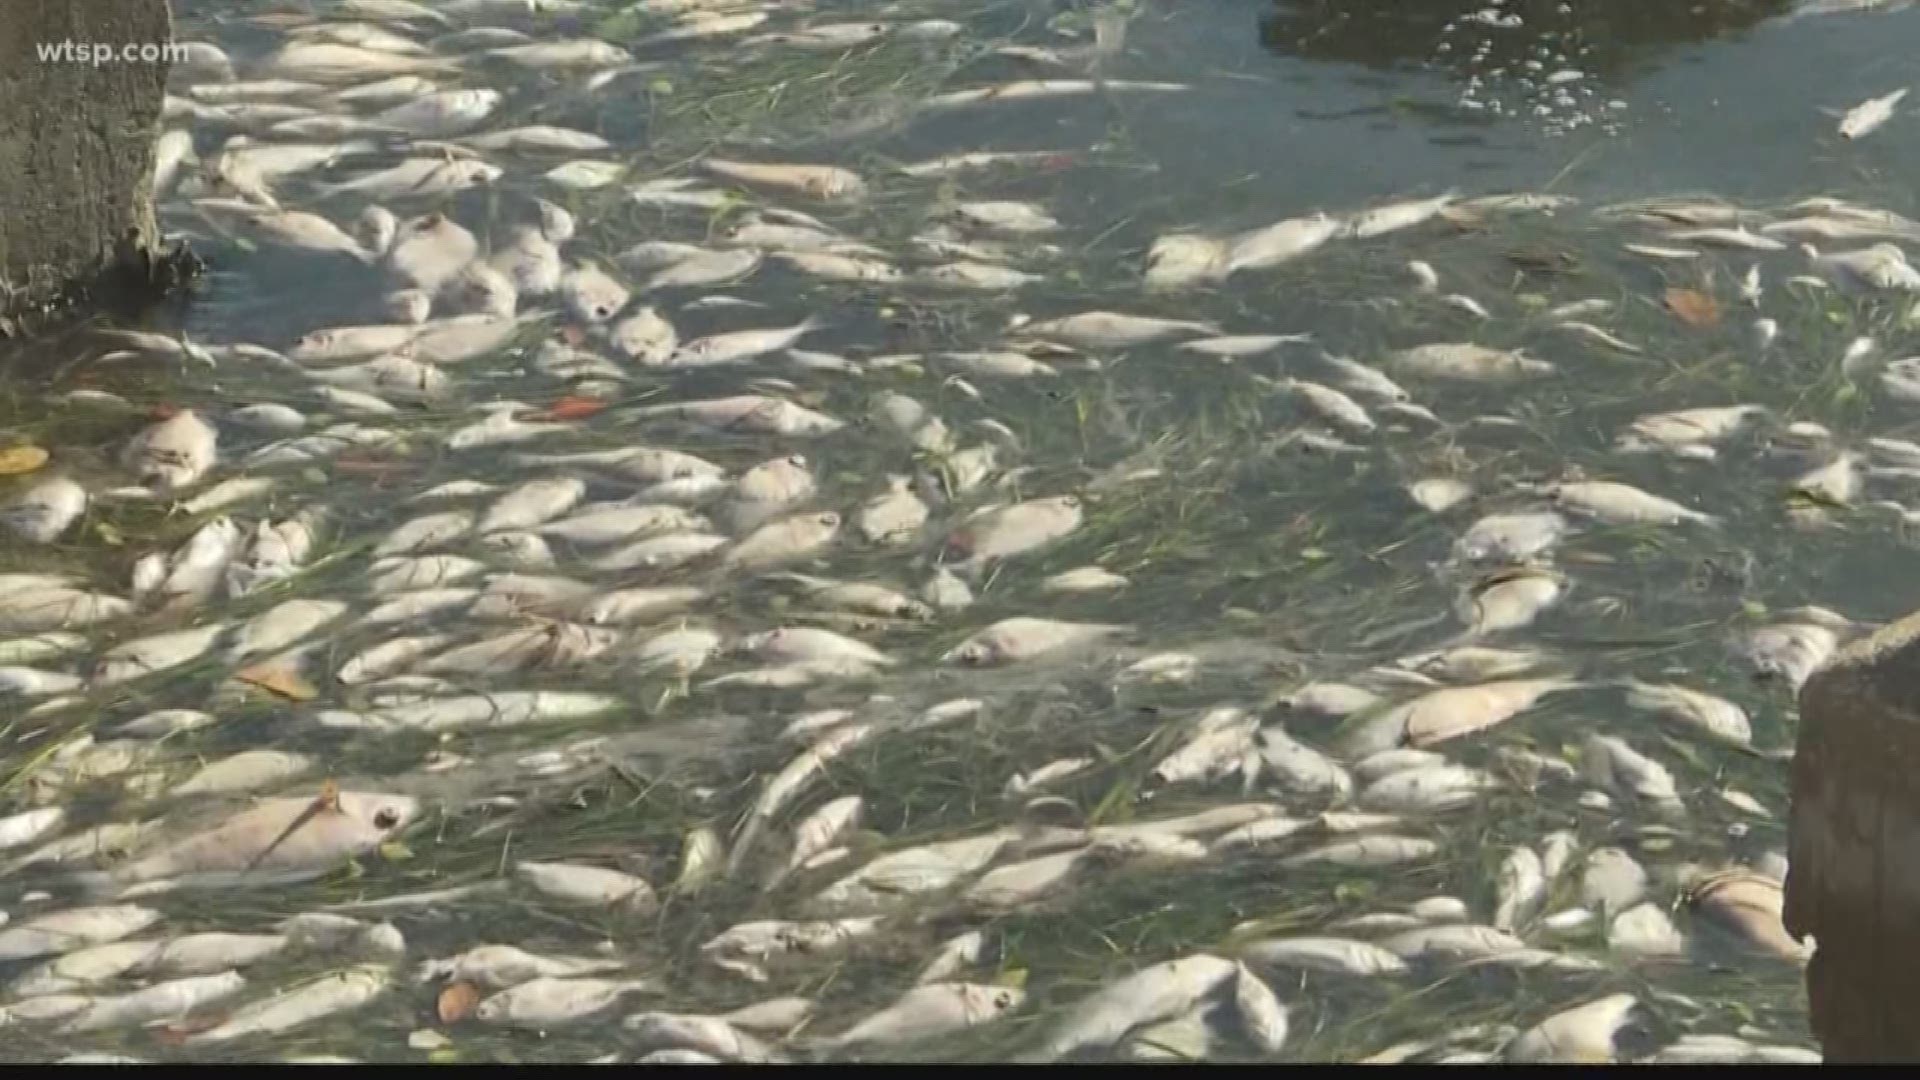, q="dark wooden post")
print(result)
[0,0,174,328]
[1788,610,1920,1062]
